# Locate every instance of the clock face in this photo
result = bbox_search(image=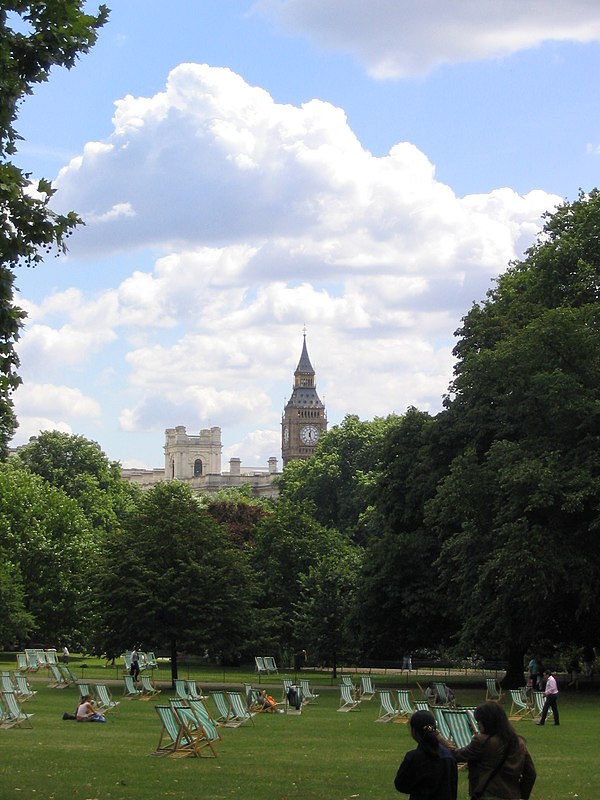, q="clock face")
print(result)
[283,425,290,446]
[300,424,320,446]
